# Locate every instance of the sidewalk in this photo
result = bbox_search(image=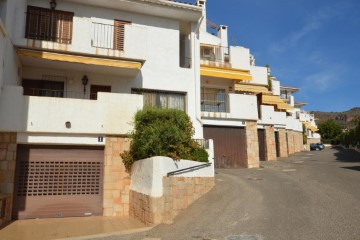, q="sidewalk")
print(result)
[0,216,151,240]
